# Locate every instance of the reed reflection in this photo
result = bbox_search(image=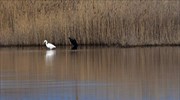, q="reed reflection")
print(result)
[0,47,180,100]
